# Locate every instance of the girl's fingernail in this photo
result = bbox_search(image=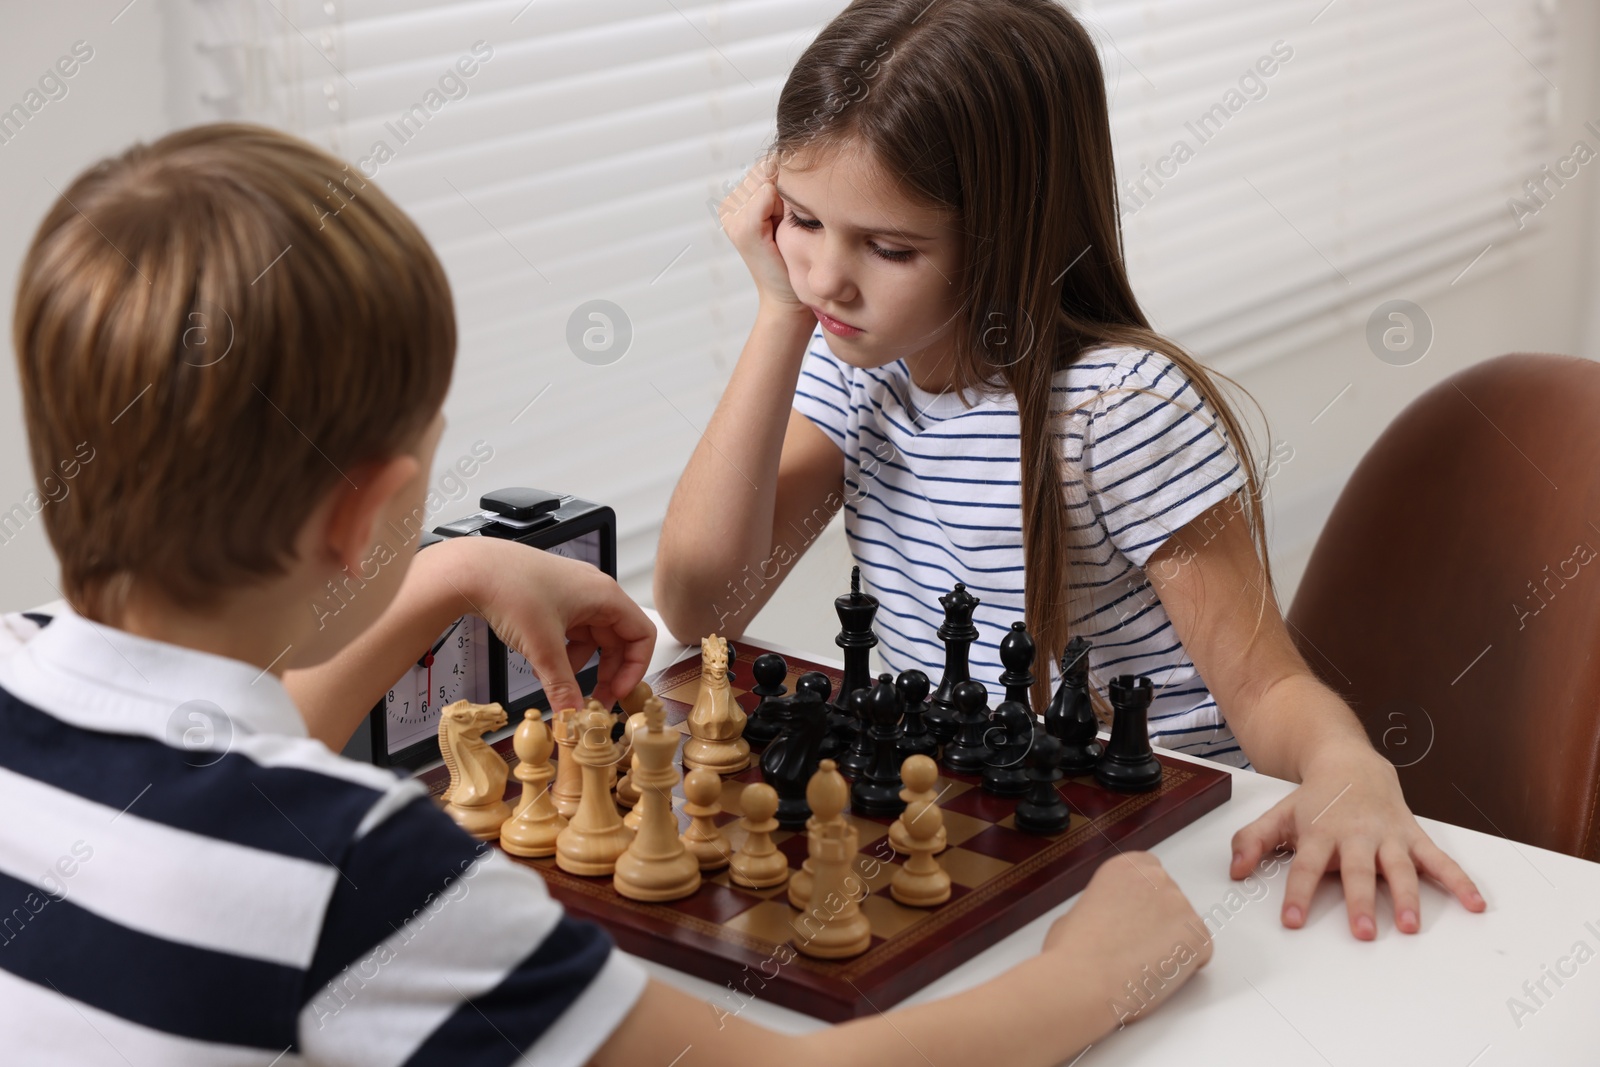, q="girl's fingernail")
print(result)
[1400,909,1418,930]
[1355,916,1375,939]
[1284,905,1303,926]
[1232,852,1243,870]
